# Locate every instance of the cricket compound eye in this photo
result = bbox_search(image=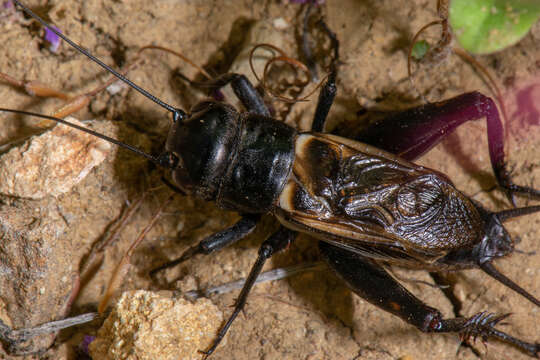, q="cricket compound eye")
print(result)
[169,155,195,195]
